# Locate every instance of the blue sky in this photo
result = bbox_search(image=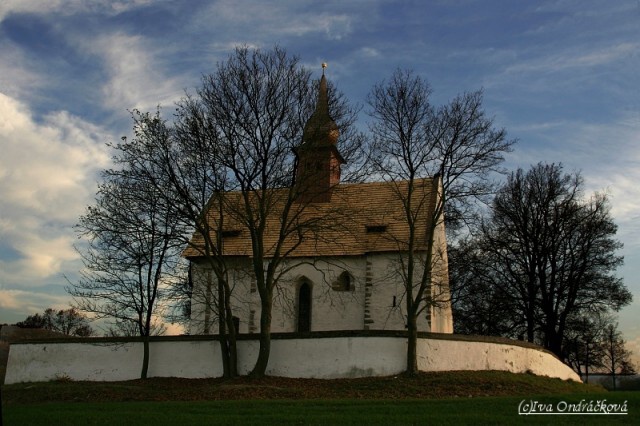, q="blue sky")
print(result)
[0,0,638,359]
